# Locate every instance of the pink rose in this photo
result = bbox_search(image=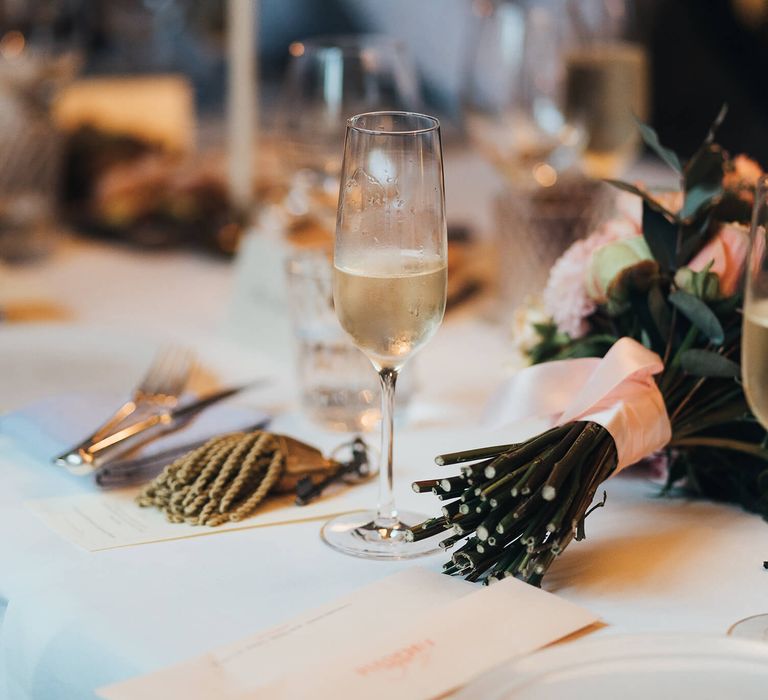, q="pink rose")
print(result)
[688,222,750,297]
